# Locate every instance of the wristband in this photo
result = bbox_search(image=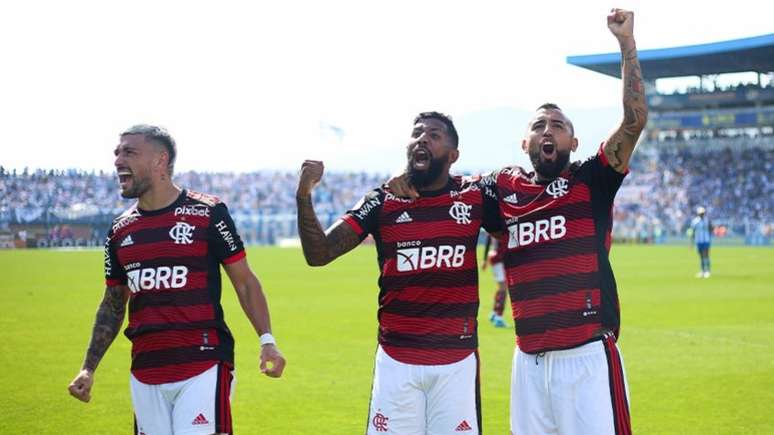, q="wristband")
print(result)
[260,333,276,346]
